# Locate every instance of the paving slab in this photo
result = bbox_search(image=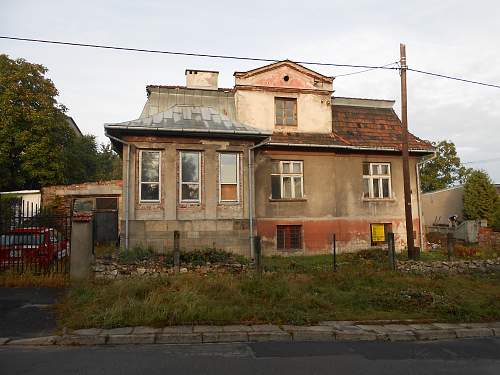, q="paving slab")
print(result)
[193,325,224,333]
[387,332,417,342]
[222,325,253,332]
[155,333,202,344]
[415,329,457,341]
[292,330,334,342]
[202,332,248,343]
[433,323,460,330]
[132,326,162,334]
[248,332,291,342]
[455,328,494,338]
[250,324,283,332]
[107,334,155,345]
[56,335,106,345]
[334,330,377,341]
[7,336,57,346]
[101,327,133,335]
[73,328,103,336]
[355,325,388,334]
[408,324,439,330]
[162,326,193,334]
